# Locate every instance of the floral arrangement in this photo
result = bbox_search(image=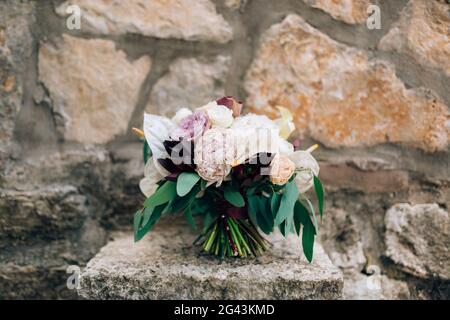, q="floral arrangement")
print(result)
[132,96,324,262]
